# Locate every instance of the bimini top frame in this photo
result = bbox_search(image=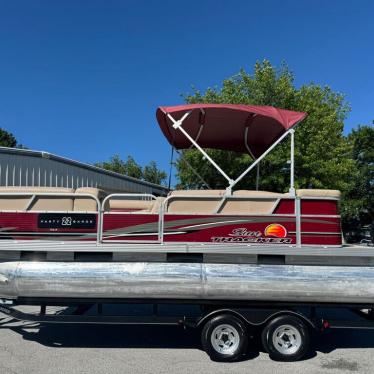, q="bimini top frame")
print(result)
[156,104,307,195]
